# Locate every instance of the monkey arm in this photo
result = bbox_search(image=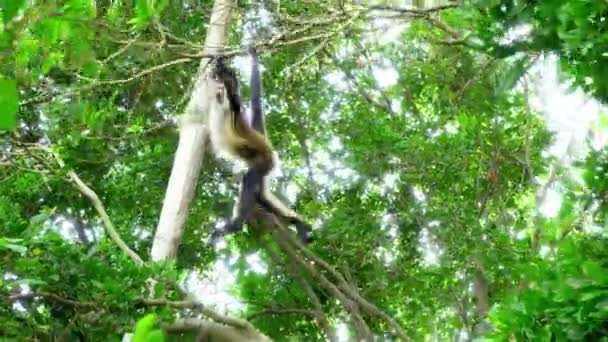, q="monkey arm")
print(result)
[248,47,266,135]
[213,57,243,117]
